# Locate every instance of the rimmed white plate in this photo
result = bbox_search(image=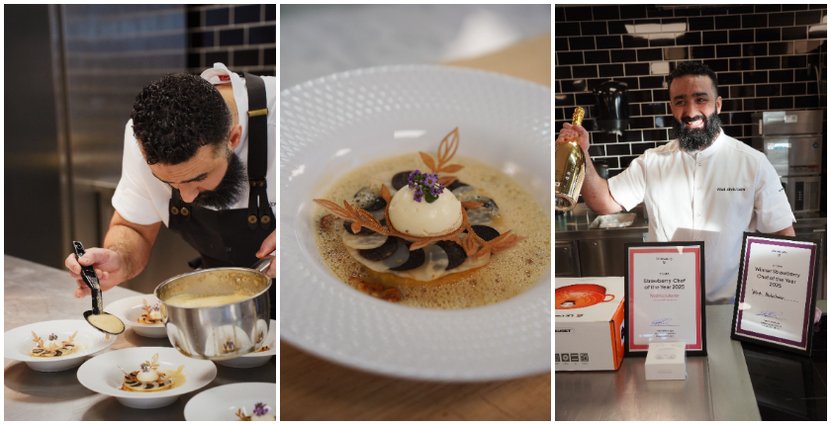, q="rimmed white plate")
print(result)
[76,346,216,409]
[105,294,167,338]
[281,65,551,381]
[216,320,276,369]
[4,319,117,372]
[183,382,276,421]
